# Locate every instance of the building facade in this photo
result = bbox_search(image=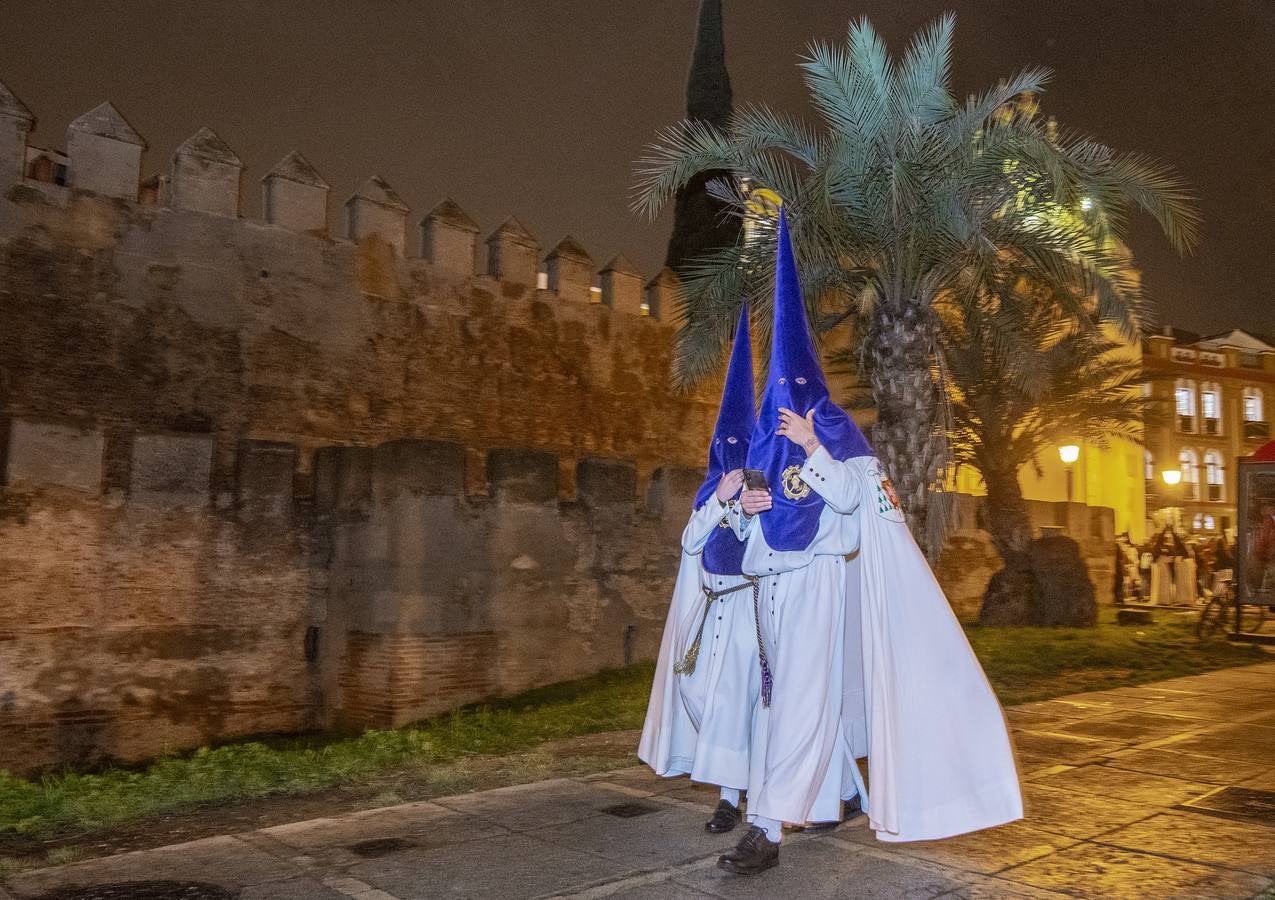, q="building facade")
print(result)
[1143,328,1275,535]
